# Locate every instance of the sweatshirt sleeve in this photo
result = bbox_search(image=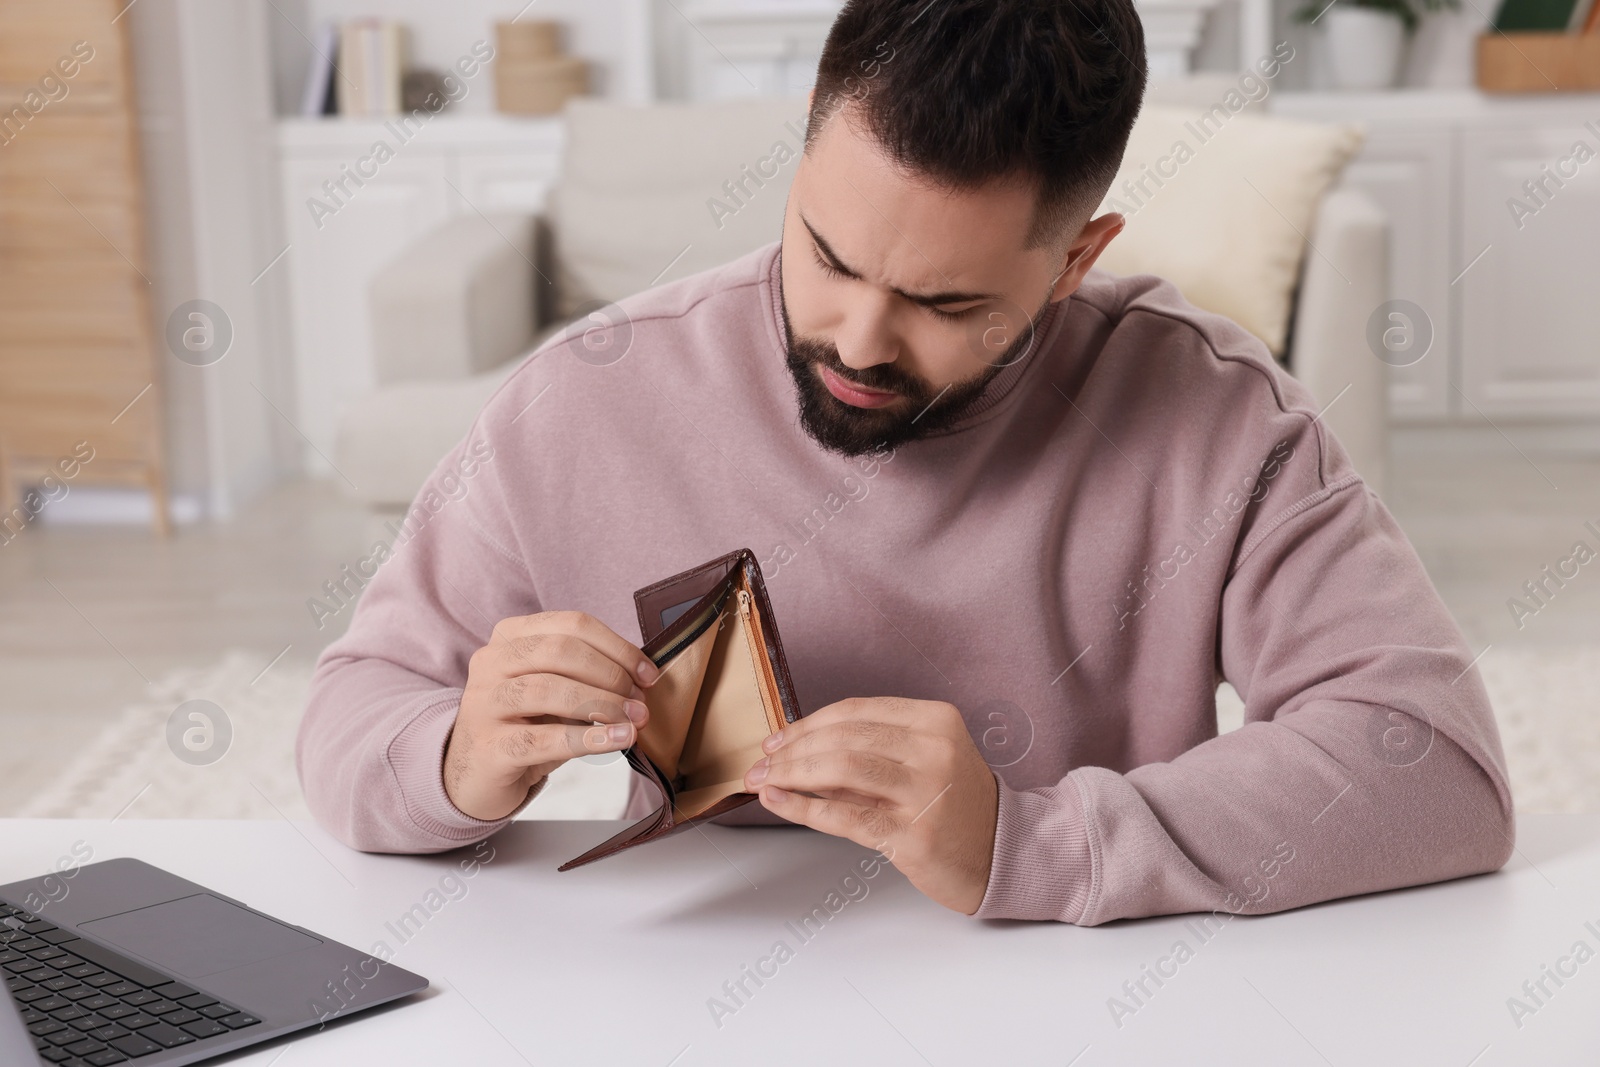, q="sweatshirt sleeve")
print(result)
[295,427,549,854]
[974,475,1516,925]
